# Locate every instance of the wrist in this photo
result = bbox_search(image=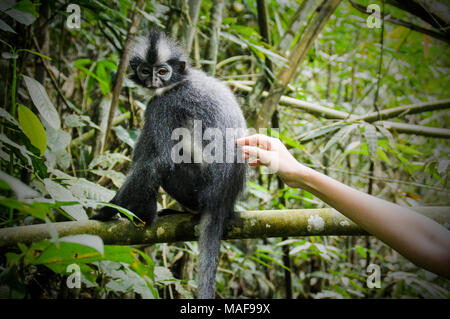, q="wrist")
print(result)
[281,162,313,189]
